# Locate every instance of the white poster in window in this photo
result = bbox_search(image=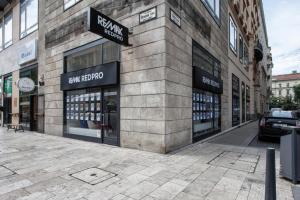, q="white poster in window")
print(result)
[85,94,89,101]
[96,93,101,101]
[96,113,101,121]
[90,93,95,101]
[18,39,37,65]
